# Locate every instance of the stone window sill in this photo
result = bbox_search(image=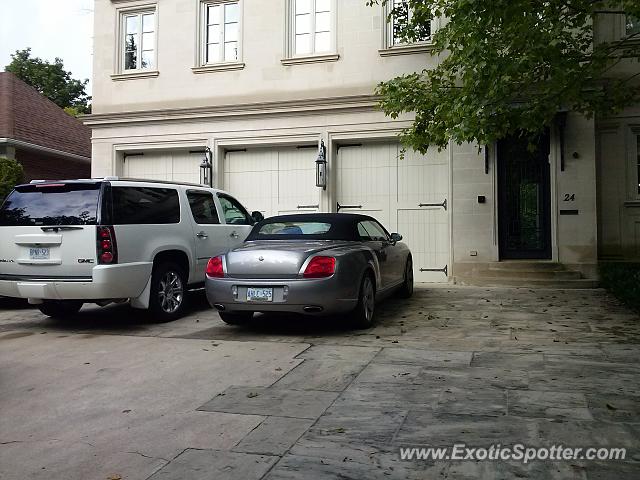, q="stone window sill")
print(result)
[111,70,159,81]
[280,53,340,66]
[191,62,246,74]
[378,43,435,56]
